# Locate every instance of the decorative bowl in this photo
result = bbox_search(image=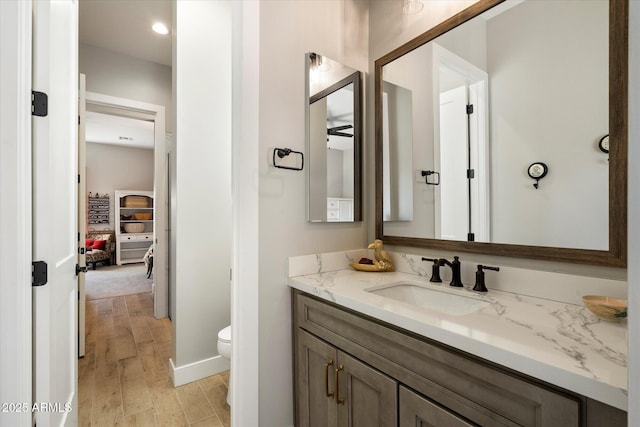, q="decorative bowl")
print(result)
[123,222,145,233]
[582,295,627,321]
